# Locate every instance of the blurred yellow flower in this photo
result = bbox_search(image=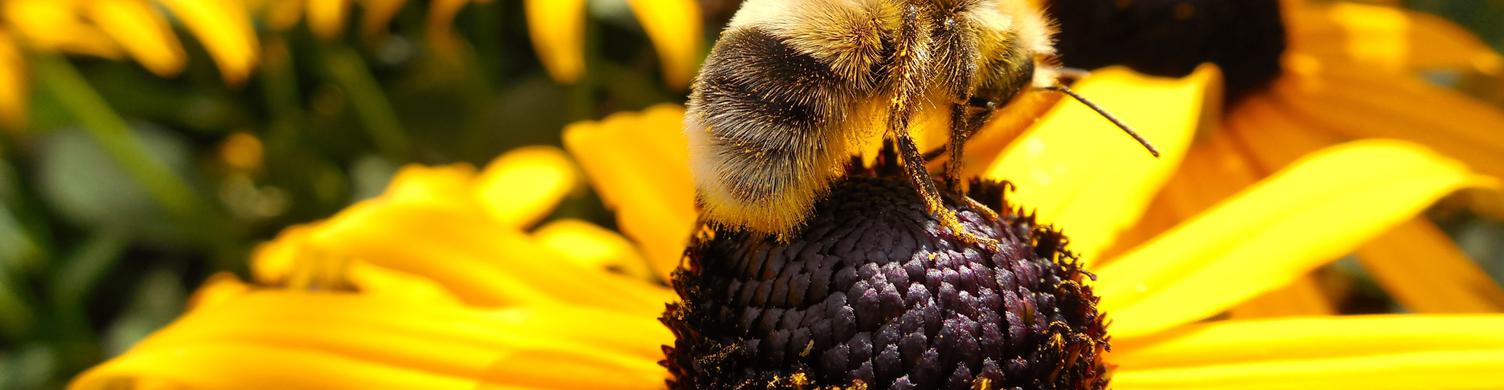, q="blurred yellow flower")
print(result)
[0,0,258,83]
[75,144,675,389]
[0,31,25,128]
[962,0,1504,317]
[1186,0,1504,316]
[72,67,1504,387]
[0,0,703,128]
[251,0,703,88]
[0,0,257,128]
[525,0,703,88]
